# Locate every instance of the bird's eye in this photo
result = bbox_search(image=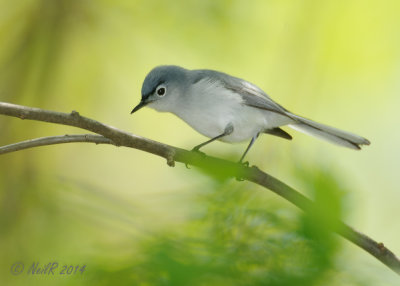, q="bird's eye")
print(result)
[156,86,166,97]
